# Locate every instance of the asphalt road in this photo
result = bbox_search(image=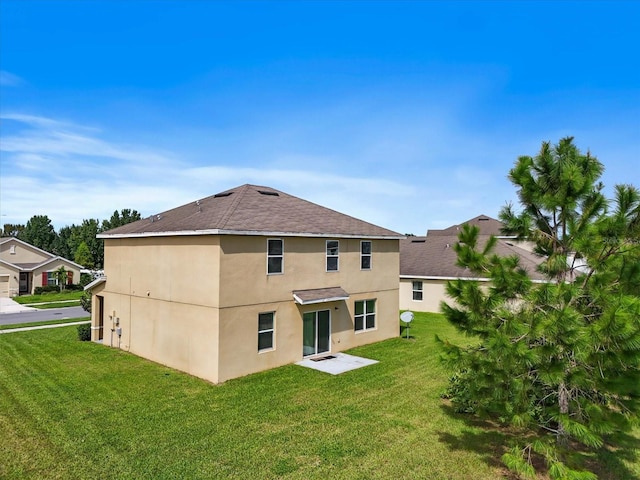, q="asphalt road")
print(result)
[0,306,88,326]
